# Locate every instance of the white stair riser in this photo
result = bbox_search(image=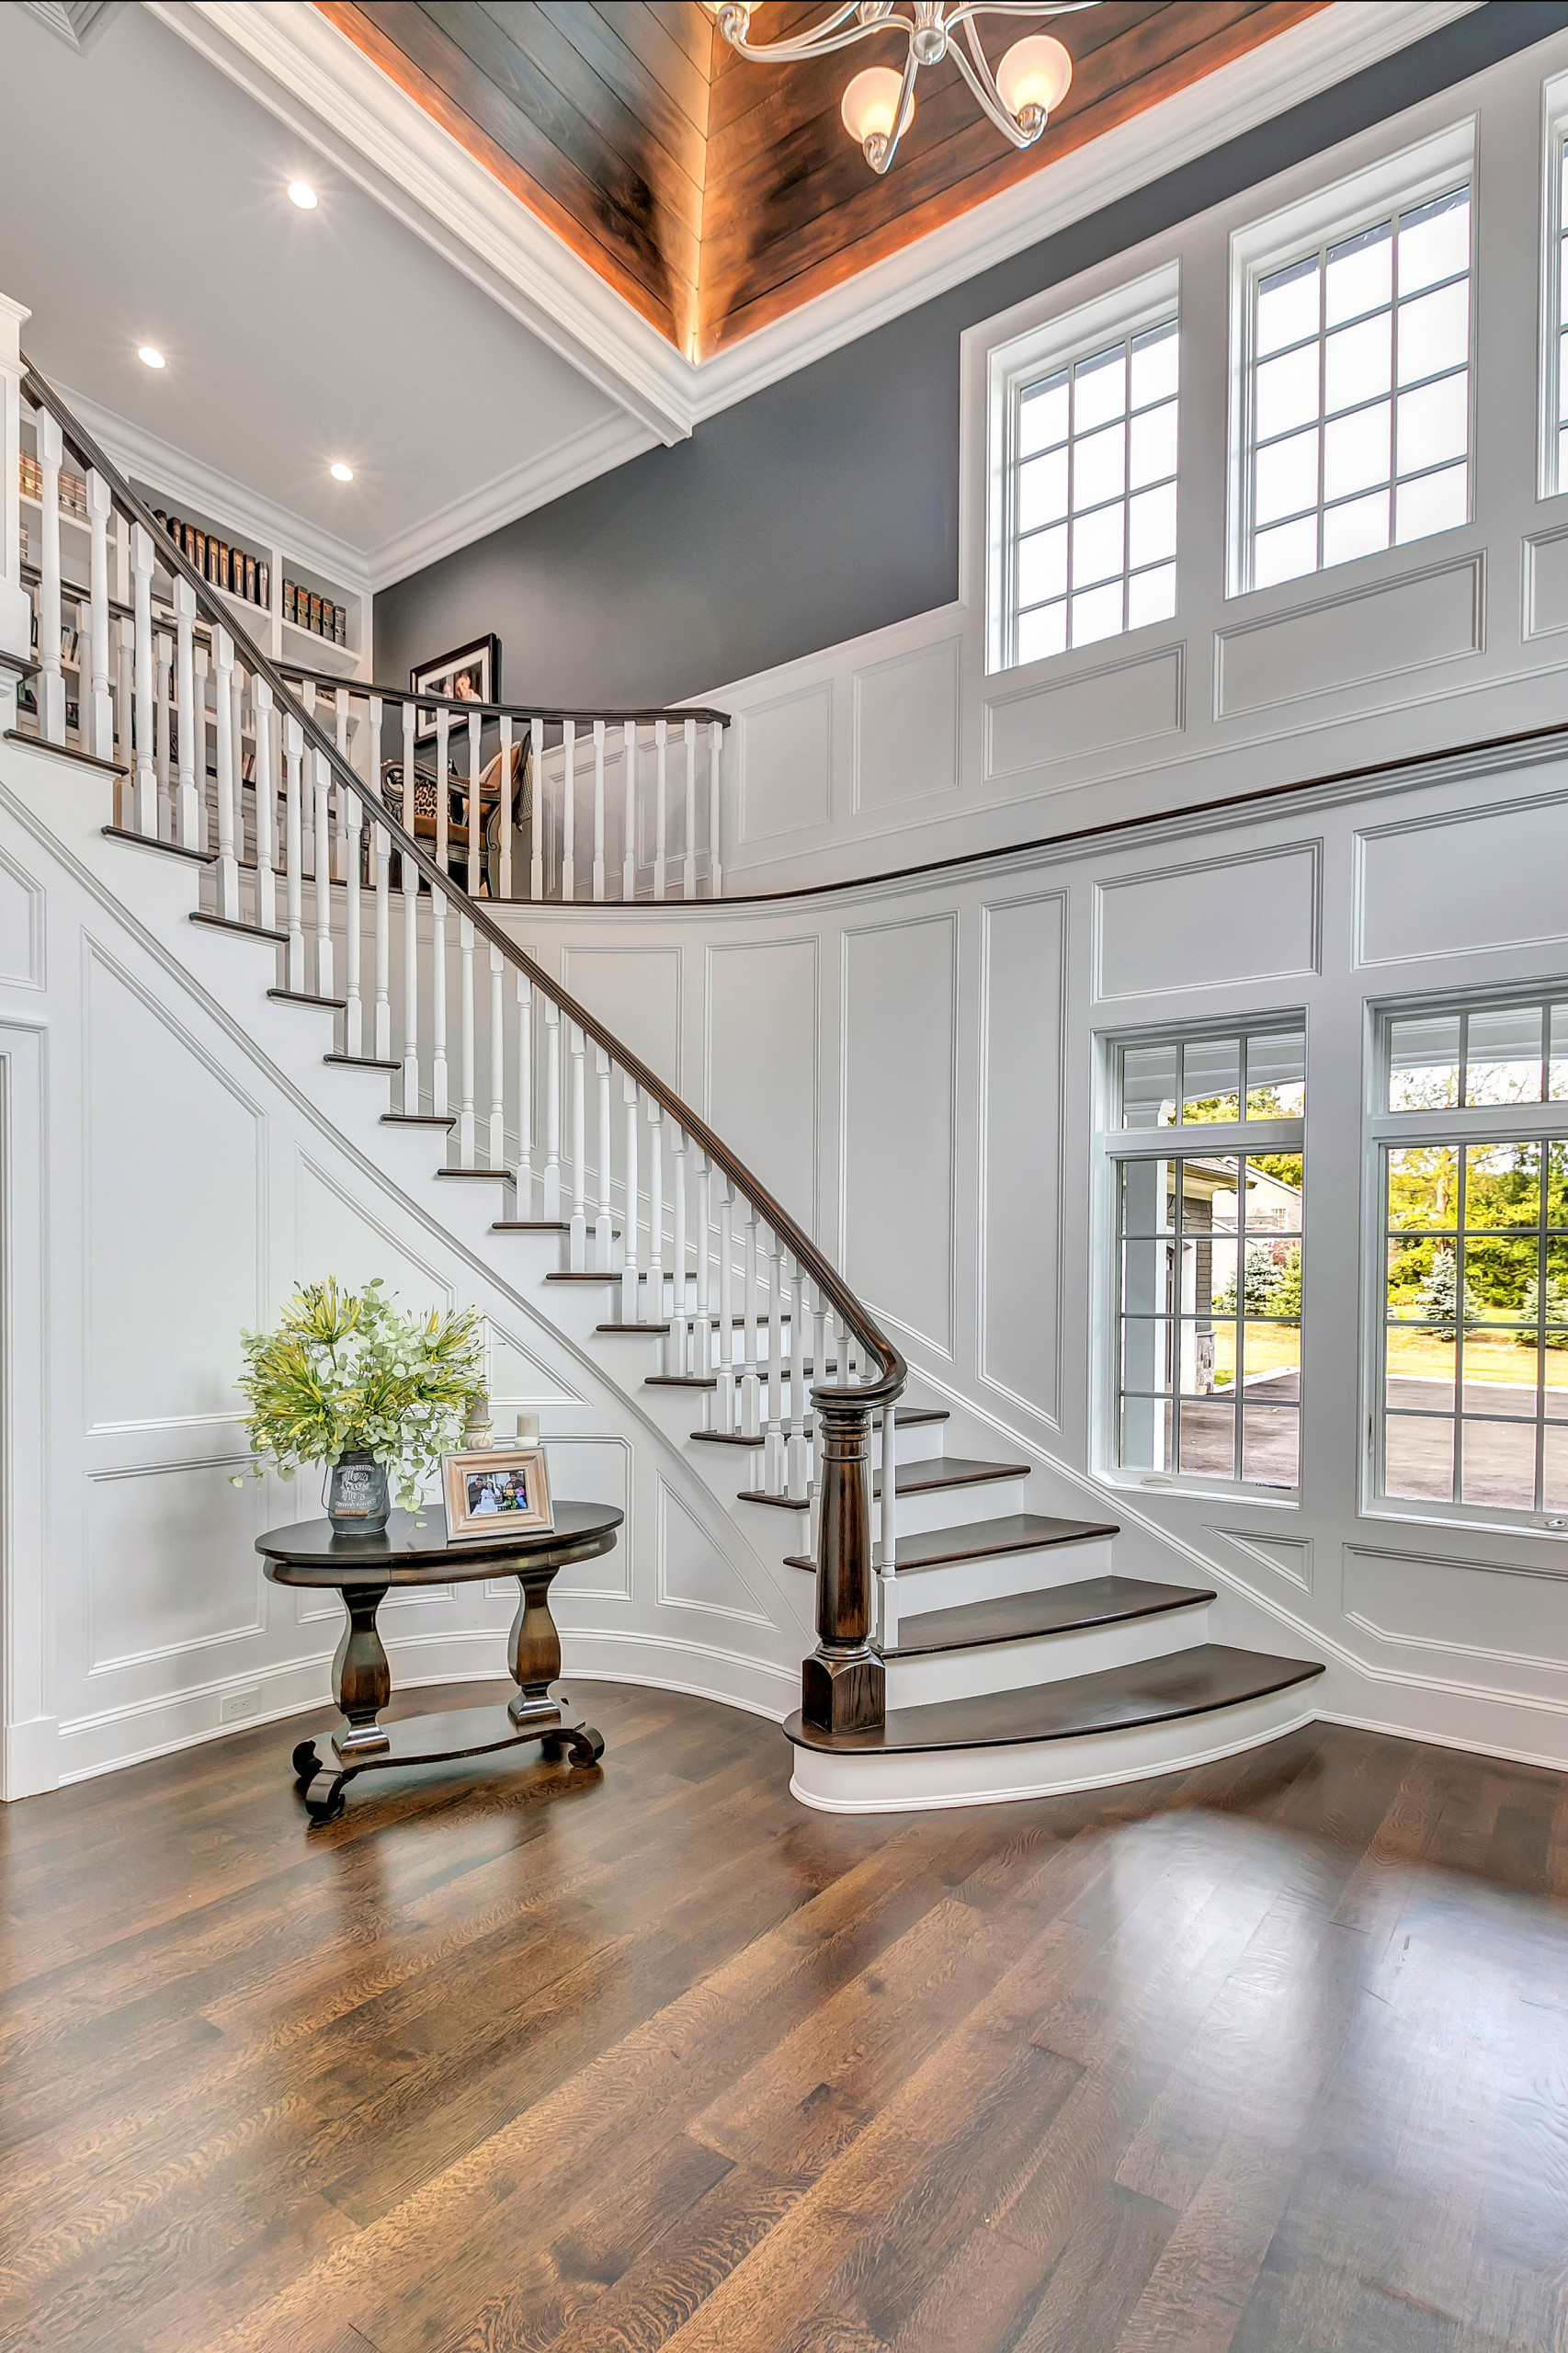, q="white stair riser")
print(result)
[790,1686,1318,1813]
[892,1534,1115,1612]
[883,1601,1210,1709]
[885,1471,1030,1539]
